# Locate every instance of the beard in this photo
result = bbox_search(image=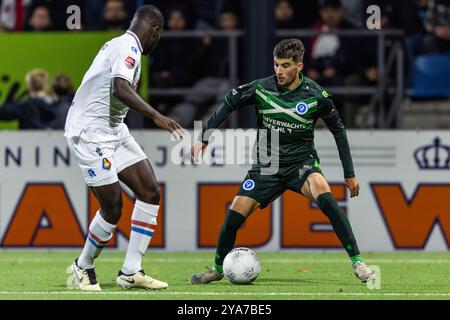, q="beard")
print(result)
[277,76,296,88]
